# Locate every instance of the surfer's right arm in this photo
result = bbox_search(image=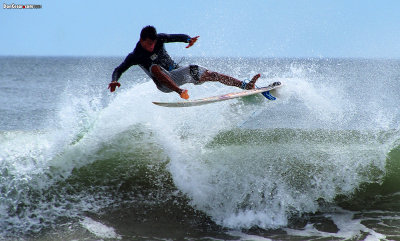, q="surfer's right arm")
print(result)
[109,53,138,92]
